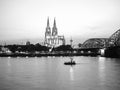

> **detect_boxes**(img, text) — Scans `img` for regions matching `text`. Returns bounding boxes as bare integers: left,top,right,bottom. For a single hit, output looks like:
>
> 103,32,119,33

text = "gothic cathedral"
44,17,65,47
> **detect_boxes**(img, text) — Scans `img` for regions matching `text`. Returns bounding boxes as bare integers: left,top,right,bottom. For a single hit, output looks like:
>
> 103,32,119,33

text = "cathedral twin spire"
46,17,58,36
45,17,65,47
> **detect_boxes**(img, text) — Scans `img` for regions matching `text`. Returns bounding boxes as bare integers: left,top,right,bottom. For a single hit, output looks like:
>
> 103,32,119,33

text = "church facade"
44,18,65,47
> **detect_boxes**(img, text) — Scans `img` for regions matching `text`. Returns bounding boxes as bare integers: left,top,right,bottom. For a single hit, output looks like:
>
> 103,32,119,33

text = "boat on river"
64,58,76,65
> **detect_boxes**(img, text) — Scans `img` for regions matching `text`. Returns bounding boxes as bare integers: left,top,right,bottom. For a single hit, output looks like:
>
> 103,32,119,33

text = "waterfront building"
44,18,65,47
1,47,11,53
26,41,31,45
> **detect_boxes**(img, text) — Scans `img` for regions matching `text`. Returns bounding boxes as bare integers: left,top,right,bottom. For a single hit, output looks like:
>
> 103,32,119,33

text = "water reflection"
7,58,12,74
98,57,106,85
69,66,74,81
7,58,11,67
0,57,120,90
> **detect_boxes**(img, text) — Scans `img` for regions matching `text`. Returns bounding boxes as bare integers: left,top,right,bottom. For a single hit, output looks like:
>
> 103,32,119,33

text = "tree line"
0,43,73,53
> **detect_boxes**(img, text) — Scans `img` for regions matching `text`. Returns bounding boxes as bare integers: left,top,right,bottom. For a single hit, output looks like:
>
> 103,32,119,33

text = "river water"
0,56,120,90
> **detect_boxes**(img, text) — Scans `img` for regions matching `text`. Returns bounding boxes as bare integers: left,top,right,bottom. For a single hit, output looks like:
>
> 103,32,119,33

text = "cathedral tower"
44,17,65,47
45,17,51,46
52,18,58,36
45,17,51,37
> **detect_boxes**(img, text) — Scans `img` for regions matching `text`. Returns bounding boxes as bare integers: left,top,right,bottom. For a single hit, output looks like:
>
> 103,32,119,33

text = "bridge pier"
104,46,120,58
100,48,106,56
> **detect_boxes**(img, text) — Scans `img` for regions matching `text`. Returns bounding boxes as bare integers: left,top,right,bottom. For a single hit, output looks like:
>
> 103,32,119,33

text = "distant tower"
70,37,73,47
26,41,30,45
52,18,58,46
52,18,58,36
45,17,51,37
45,17,51,46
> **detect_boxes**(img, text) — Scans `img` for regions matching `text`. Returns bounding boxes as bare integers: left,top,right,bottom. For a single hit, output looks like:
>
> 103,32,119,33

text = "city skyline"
0,0,120,44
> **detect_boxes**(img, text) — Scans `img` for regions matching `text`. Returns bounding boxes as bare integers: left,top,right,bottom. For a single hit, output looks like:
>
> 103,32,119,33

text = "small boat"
64,58,76,65
64,61,76,65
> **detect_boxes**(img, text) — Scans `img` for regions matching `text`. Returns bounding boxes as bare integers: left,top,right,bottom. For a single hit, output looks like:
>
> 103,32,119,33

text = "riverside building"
44,18,65,47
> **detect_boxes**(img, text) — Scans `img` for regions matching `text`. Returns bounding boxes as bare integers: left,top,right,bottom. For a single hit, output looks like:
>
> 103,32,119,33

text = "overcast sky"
0,0,120,44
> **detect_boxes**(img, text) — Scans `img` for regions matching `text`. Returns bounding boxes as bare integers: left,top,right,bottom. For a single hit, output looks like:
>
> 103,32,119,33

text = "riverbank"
0,52,100,57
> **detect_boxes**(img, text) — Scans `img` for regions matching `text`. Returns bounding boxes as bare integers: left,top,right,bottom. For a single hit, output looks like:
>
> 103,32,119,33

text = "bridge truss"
81,38,109,49
109,29,120,46
81,29,120,49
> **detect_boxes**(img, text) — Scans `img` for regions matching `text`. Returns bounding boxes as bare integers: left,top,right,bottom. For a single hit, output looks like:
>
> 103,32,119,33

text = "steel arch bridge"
109,29,120,46
81,38,109,49
81,29,120,49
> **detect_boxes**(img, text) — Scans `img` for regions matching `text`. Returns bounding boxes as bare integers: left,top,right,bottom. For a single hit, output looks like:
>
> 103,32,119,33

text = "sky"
0,0,120,44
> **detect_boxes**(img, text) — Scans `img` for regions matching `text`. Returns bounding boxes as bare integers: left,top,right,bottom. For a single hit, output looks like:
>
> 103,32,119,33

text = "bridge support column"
100,48,106,56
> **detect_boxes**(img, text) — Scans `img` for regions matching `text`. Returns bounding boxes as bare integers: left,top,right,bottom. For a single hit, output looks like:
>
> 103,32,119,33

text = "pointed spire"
45,17,51,36
53,17,56,27
52,18,57,36
47,17,50,27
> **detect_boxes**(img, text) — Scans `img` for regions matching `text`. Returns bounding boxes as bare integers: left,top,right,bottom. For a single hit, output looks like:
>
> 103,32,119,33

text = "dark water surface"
0,56,120,90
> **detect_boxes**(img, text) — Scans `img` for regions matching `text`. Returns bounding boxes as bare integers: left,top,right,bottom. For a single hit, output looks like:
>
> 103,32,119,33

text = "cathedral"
44,18,65,47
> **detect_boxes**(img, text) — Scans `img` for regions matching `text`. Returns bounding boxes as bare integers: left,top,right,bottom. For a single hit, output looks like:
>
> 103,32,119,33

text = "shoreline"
0,52,99,57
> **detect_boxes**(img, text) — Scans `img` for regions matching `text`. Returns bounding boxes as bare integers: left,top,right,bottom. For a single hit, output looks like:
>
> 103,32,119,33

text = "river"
0,56,120,90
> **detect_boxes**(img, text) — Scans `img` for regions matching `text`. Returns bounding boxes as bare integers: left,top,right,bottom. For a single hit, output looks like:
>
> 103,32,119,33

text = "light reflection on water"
69,67,74,81
7,59,11,67
0,57,120,90
98,57,106,85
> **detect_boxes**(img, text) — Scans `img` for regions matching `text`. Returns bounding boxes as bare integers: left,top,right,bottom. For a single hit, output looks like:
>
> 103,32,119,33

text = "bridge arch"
109,29,120,46
81,38,108,49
